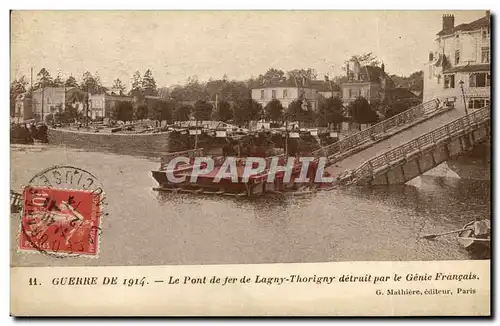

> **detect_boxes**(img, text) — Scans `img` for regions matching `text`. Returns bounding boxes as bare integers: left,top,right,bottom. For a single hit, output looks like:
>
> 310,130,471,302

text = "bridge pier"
446,142,490,181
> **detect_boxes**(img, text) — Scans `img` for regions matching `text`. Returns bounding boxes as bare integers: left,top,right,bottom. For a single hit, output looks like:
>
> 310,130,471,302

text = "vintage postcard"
10,10,491,316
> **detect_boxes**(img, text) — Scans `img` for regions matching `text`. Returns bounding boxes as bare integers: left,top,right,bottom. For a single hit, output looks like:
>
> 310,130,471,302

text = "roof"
252,81,299,89
444,64,490,73
437,15,490,37
363,66,387,82
105,89,123,95
341,65,394,86
385,87,419,98
252,80,341,91
309,80,341,92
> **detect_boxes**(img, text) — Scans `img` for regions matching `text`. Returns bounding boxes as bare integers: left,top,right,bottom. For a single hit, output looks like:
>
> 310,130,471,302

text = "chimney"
381,63,385,72
353,60,360,81
442,14,455,31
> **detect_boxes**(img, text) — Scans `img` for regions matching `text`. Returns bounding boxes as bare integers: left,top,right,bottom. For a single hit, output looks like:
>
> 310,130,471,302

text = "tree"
158,87,170,100
130,70,142,98
57,103,82,123
149,100,174,125
93,72,103,91
112,78,126,95
385,99,412,118
81,71,103,94
344,52,380,68
287,99,314,123
135,105,148,121
34,68,53,89
53,71,64,87
216,100,232,122
10,76,28,117
264,99,284,122
233,99,262,125
170,77,209,102
350,97,378,124
142,69,158,96
65,76,78,88
248,68,286,87
262,68,286,84
389,70,424,96
286,68,317,85
317,96,344,127
193,100,213,121
45,113,55,124
174,104,192,121
112,101,134,122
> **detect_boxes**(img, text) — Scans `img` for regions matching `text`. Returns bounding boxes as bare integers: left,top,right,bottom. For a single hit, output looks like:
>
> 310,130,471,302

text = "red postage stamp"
19,186,102,257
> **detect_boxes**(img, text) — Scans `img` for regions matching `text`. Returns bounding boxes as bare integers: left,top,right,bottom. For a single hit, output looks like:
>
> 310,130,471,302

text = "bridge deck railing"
348,106,490,184
312,99,440,158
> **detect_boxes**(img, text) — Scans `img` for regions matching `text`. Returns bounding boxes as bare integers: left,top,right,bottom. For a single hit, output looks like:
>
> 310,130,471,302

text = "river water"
10,144,491,267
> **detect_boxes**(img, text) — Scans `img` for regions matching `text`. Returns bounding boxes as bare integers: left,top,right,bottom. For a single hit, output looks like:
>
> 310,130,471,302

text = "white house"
251,79,340,112
423,12,490,111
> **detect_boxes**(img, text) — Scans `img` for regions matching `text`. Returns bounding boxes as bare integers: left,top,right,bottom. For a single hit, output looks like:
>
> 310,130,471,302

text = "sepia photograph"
9,9,492,316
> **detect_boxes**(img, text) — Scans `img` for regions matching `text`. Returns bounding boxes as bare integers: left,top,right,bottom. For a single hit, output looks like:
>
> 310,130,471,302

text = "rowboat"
457,221,491,250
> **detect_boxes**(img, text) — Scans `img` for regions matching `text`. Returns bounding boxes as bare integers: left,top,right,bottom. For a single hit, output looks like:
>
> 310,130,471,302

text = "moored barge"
151,148,334,197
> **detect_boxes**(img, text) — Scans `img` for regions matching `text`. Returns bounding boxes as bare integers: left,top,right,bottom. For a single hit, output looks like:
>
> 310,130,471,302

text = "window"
272,90,276,99
348,89,353,98
481,47,490,63
468,98,490,109
482,29,490,41
283,89,288,98
455,50,460,65
469,73,490,88
260,90,264,100
444,74,455,89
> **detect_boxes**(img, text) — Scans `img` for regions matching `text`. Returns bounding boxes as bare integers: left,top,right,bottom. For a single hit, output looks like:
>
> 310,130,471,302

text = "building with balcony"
423,12,490,111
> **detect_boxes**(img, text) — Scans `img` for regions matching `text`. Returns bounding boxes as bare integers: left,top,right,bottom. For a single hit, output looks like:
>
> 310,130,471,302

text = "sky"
11,10,486,90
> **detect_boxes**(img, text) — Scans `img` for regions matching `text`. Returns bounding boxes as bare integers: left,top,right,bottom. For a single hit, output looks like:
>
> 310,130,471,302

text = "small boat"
457,221,491,250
